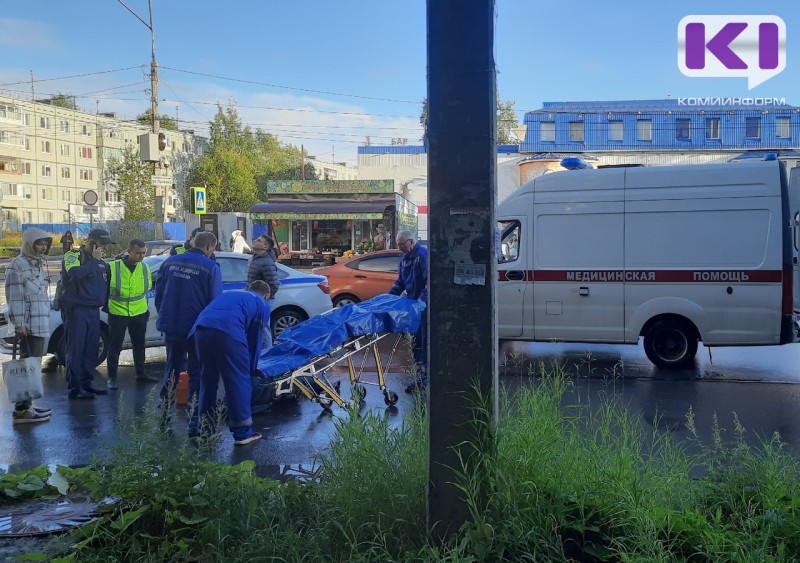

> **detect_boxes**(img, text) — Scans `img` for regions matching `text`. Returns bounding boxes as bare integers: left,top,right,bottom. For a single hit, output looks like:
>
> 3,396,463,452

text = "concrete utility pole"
426,0,498,536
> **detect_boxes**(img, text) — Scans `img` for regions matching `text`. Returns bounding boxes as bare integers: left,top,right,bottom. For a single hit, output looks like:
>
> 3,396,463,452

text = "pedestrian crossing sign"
191,187,206,215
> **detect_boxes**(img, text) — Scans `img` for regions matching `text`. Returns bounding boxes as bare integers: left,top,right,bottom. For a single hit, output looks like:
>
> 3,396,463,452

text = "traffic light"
158,132,166,151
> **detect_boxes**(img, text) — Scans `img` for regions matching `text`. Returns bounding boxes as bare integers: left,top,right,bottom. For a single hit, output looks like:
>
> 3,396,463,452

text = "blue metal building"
520,99,800,157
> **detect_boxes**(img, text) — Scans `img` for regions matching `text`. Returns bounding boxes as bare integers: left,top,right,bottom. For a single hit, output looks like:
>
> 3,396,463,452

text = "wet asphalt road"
2,338,800,476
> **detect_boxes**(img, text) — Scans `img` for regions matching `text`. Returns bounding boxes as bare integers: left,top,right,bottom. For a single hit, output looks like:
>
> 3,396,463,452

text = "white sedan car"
0,252,333,366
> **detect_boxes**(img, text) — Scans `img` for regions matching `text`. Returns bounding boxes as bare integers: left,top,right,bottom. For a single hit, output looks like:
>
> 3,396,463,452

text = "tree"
136,109,179,131
106,145,155,221
420,92,520,145
49,94,77,109
186,103,317,210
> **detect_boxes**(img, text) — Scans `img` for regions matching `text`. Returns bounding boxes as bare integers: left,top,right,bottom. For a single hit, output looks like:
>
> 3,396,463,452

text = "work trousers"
193,327,254,440
14,335,45,411
106,312,148,380
161,334,200,423
63,306,100,396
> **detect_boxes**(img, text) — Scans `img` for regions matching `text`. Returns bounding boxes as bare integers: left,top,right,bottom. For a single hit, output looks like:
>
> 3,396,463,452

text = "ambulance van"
496,158,800,368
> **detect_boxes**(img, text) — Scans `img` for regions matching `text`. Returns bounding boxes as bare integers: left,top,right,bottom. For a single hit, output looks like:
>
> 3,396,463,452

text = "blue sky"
1,1,797,164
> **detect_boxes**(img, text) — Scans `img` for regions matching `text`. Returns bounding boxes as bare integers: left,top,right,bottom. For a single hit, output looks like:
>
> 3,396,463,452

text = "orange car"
314,250,402,307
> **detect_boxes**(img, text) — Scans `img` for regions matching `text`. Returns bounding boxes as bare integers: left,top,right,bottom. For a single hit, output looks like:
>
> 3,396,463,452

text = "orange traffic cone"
176,371,189,406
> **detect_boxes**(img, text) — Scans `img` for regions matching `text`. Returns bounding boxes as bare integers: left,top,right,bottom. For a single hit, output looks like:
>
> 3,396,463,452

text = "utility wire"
160,65,422,105
0,66,144,87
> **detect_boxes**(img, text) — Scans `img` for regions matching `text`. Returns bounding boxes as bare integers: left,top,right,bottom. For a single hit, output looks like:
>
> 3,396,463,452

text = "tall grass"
20,364,800,561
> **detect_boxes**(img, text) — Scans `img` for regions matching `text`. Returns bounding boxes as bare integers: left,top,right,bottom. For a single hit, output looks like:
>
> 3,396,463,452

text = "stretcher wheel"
383,391,399,406
356,385,367,400
319,393,334,410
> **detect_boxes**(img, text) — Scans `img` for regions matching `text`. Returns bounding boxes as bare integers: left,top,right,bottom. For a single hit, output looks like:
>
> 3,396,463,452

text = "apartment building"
0,93,205,230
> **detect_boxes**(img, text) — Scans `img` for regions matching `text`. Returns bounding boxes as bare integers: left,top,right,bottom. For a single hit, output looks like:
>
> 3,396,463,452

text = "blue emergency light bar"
763,153,778,161
561,157,593,170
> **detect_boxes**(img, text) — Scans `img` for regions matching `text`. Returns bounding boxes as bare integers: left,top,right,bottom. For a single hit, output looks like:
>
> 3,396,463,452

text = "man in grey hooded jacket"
4,228,54,423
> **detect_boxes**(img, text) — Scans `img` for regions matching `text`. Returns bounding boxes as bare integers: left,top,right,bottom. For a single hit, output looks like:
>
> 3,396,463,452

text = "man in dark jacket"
388,230,429,393
247,234,279,348
155,231,222,419
61,229,113,399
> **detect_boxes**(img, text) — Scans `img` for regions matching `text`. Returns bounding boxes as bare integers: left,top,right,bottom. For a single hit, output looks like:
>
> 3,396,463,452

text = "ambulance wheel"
384,391,399,406
319,394,333,410
643,319,697,369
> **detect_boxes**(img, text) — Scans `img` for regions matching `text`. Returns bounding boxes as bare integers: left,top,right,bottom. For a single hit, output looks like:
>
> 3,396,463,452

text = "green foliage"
4,365,798,561
106,145,155,222
48,94,77,110
136,109,179,131
0,466,64,502
185,103,317,212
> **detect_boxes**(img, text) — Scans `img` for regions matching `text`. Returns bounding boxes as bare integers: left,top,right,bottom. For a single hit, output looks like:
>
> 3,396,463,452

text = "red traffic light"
158,132,166,151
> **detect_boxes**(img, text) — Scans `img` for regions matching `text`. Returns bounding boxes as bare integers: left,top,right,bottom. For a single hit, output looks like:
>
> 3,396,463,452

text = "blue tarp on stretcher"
256,294,425,379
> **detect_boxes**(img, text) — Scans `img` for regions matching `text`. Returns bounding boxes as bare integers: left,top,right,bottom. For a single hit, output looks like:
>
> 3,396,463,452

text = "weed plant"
10,364,800,562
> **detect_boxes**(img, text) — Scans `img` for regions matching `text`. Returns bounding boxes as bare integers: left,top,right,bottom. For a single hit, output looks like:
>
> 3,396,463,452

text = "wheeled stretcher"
254,294,425,411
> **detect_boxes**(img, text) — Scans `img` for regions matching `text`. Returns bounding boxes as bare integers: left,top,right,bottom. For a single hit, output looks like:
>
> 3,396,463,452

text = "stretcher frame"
271,333,403,410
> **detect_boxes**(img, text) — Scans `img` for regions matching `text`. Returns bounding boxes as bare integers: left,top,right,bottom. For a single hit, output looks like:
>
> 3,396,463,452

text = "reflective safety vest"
174,244,186,254
108,259,152,317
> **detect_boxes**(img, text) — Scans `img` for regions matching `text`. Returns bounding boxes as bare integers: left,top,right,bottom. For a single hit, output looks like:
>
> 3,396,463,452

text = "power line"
0,66,144,87
160,65,422,105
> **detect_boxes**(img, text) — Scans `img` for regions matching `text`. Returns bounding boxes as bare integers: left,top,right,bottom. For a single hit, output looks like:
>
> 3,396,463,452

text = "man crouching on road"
155,231,222,426
190,280,271,445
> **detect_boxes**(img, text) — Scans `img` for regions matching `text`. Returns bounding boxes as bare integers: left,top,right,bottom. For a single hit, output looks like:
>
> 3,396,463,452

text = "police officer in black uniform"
60,229,113,399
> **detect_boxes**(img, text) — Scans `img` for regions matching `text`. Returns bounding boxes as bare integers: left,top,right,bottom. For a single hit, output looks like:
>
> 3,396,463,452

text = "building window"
22,162,31,175
42,211,52,223
23,211,32,223
705,118,721,140
568,121,584,142
81,124,91,136
79,169,93,181
41,141,51,153
540,121,555,142
60,120,70,133
776,117,791,139
80,146,93,159
41,165,52,177
60,143,70,156
636,120,652,142
61,190,71,203
105,191,120,203
21,113,30,126
608,120,623,142
675,119,691,140
745,117,761,139
41,188,54,200
61,166,71,179
39,117,50,129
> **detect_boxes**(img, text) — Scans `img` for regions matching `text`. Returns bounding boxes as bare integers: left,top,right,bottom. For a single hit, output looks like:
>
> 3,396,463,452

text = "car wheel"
54,326,110,367
271,309,306,340
643,318,698,369
333,294,360,308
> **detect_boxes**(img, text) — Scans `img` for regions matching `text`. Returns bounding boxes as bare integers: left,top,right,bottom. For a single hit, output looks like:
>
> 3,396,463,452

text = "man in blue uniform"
155,231,222,419
191,280,271,445
388,230,429,393
60,229,113,399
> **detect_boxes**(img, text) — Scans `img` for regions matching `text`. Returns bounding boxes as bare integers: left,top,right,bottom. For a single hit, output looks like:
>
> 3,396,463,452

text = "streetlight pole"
116,0,164,237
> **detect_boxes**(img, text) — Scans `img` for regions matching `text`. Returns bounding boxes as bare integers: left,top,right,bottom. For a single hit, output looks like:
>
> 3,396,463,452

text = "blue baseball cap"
87,229,115,245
